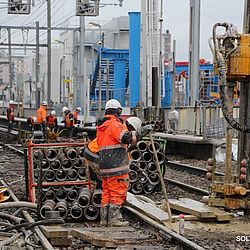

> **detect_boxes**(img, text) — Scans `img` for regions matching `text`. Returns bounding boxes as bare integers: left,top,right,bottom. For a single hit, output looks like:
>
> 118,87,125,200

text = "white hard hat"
105,99,122,110
9,100,14,105
51,110,56,116
126,117,142,131
33,117,37,122
41,101,47,106
76,107,82,112
62,106,68,112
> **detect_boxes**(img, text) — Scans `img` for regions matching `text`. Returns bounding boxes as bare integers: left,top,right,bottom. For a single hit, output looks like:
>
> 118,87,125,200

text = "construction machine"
207,17,250,210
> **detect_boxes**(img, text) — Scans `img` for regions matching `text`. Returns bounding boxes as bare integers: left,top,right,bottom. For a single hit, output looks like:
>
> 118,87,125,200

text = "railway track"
0,141,206,250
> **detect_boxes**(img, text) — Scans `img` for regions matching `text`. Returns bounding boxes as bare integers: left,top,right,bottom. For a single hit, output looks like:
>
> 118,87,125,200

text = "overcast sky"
0,0,245,61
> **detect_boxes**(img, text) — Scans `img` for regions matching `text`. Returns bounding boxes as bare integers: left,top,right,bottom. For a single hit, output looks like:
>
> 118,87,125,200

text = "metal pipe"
56,169,67,181
56,189,67,201
33,150,43,162
142,151,152,162
60,156,72,170
83,205,99,221
77,168,86,179
50,160,61,171
67,189,78,201
78,188,91,208
143,183,155,194
70,201,83,219
54,201,68,220
153,152,165,164
78,147,85,158
148,141,161,153
131,182,143,194
137,141,148,152
138,171,148,184
40,200,55,219
63,185,74,191
45,190,56,200
130,162,139,171
51,185,60,191
91,189,102,207
64,148,77,161
0,212,25,224
129,170,138,183
138,161,148,171
44,169,55,182
41,159,50,171
67,169,78,181
148,172,160,185
130,149,141,162
148,162,157,172
73,158,83,169
44,148,58,161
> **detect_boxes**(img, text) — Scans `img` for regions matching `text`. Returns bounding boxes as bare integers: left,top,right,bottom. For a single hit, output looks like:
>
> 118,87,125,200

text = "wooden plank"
50,237,72,247
72,228,151,248
40,226,68,238
126,192,169,223
168,198,216,219
179,198,233,221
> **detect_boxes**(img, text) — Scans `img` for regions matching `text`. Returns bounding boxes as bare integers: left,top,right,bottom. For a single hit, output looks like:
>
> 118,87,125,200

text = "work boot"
108,204,129,227
100,205,108,227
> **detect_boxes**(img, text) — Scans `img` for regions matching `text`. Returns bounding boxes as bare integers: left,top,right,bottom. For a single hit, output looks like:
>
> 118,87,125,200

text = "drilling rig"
207,0,250,210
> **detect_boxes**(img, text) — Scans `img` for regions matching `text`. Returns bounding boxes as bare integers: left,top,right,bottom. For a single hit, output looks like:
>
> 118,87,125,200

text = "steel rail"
166,160,224,176
125,206,205,250
165,178,209,195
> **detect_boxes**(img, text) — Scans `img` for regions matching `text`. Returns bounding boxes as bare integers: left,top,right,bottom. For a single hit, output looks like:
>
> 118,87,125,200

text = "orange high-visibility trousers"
101,173,129,206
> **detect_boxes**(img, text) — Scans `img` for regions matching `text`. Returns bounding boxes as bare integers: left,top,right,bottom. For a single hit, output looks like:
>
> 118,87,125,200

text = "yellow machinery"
207,23,250,210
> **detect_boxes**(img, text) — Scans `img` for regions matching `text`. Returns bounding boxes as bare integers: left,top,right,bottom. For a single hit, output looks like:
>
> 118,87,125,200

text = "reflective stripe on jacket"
97,114,129,177
36,106,46,123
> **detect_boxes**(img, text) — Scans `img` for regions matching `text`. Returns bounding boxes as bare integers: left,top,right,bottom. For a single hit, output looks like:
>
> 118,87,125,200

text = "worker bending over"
96,99,152,227
6,100,15,133
46,110,58,130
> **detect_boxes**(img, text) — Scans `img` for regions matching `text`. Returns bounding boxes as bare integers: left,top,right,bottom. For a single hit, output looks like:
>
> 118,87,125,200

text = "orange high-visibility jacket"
36,105,46,123
97,114,129,177
73,111,78,120
46,115,57,127
65,112,74,128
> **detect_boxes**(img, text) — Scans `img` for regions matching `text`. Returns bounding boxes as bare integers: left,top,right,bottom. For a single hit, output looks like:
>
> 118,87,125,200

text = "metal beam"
0,43,47,47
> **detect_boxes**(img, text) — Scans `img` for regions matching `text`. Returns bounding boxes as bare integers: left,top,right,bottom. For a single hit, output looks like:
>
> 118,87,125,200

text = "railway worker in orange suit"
84,116,143,191
62,106,74,138
96,99,153,227
6,100,15,133
36,101,47,137
46,110,58,130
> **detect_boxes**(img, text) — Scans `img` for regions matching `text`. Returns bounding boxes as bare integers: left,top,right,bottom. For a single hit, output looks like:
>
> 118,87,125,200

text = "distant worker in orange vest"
96,99,153,227
36,101,47,136
6,100,15,133
46,110,58,130
62,106,74,138
73,107,81,124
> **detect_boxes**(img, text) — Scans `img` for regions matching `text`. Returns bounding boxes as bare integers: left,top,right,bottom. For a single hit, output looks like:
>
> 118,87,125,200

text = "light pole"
89,22,103,118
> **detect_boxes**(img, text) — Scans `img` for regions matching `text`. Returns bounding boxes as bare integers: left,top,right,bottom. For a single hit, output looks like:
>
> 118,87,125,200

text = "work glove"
137,124,154,139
